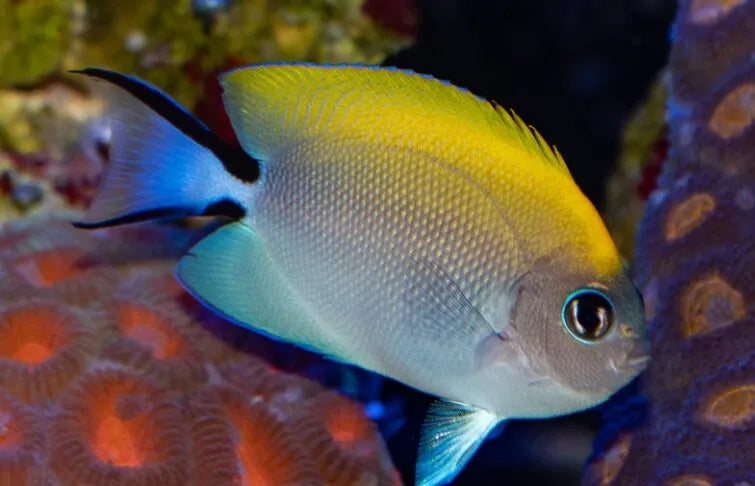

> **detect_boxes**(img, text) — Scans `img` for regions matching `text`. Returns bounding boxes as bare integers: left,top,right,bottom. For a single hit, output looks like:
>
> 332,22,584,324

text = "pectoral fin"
176,222,336,355
417,399,502,486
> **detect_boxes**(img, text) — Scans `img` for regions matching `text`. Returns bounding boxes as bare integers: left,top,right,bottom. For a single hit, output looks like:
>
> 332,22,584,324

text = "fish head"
509,257,649,408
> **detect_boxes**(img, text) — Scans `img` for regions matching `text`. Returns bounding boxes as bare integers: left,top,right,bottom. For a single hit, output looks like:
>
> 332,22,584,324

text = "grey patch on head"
735,187,754,211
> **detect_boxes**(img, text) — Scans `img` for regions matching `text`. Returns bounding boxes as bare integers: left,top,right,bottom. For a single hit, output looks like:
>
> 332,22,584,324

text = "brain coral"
0,215,400,485
584,1,755,485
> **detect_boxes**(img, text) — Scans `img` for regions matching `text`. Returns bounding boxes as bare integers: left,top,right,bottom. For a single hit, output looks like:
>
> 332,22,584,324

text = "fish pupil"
576,301,602,335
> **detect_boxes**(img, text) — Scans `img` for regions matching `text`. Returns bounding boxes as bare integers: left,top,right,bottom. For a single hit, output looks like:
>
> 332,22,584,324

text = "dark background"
377,1,675,484
386,0,674,209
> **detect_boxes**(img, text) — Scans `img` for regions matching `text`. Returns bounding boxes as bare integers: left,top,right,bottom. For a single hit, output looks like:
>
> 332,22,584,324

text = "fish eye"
561,289,615,343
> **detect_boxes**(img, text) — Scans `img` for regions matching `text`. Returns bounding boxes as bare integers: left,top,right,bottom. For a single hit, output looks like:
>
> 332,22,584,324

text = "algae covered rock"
0,0,414,224
0,0,71,87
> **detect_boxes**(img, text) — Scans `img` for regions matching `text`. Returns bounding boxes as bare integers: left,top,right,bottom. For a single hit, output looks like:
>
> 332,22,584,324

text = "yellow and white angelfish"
74,64,649,486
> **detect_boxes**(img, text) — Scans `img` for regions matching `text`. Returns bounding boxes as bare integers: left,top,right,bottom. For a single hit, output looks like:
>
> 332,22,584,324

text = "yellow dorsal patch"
221,64,621,276
220,63,570,178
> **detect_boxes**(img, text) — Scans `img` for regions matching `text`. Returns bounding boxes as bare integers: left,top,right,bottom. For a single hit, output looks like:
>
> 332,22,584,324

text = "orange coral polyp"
0,301,97,404
84,379,162,467
188,386,320,486
13,248,88,287
708,82,755,138
50,370,189,486
90,392,156,468
94,415,147,467
116,303,185,359
237,439,276,486
11,342,54,365
102,291,210,391
664,192,715,242
225,397,300,486
324,401,373,447
292,391,396,485
0,306,66,365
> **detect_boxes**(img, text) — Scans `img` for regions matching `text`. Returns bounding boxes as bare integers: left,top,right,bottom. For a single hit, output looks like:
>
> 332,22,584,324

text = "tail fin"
72,68,260,229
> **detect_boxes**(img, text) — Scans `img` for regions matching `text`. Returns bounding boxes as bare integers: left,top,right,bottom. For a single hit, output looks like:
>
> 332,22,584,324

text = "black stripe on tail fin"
71,199,245,229
73,68,260,184
72,207,188,229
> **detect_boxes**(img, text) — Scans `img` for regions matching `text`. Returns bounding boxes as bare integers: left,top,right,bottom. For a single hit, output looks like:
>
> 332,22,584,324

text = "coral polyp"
707,82,755,138
0,392,45,486
102,284,210,390
0,300,97,403
0,219,122,308
698,382,755,430
678,272,745,337
12,246,94,288
318,392,377,448
117,302,188,359
50,369,189,486
189,385,321,486
663,192,715,242
583,434,632,486
293,391,397,486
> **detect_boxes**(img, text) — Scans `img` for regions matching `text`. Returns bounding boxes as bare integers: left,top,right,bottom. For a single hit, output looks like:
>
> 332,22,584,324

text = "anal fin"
417,400,502,486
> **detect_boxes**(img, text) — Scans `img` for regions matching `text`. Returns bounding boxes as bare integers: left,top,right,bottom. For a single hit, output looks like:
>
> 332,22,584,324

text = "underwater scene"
0,0,752,485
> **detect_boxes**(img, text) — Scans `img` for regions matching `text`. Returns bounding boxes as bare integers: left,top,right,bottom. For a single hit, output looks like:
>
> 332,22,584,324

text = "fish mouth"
622,336,651,371
622,354,650,371
618,346,651,374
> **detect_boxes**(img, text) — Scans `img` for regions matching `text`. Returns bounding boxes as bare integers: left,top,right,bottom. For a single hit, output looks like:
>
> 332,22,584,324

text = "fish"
73,64,650,486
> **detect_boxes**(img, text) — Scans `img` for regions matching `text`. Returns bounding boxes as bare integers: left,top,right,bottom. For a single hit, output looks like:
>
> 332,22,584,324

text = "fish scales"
253,138,518,396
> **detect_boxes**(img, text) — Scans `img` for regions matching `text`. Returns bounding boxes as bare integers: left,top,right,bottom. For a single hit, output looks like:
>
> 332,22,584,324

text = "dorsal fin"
490,102,569,175
220,63,571,178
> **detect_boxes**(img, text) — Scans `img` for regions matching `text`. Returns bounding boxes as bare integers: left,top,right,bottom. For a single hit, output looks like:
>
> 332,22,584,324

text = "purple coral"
584,1,755,485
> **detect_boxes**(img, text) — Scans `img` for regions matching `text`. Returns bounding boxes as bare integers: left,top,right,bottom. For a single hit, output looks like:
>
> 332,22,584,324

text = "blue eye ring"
561,288,615,344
